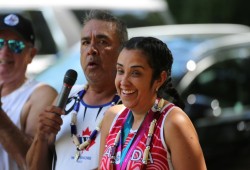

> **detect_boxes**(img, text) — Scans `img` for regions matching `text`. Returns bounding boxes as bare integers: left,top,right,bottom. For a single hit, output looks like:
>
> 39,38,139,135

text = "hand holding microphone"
37,69,77,142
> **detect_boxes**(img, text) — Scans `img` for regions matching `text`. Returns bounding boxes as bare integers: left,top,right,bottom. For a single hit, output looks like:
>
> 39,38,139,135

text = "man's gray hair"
83,10,128,49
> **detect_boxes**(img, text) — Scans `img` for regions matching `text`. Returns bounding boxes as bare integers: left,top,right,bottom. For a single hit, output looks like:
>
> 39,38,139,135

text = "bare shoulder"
105,104,124,116
102,104,125,128
165,107,193,128
32,84,57,97
164,106,198,143
29,84,57,104
21,83,57,135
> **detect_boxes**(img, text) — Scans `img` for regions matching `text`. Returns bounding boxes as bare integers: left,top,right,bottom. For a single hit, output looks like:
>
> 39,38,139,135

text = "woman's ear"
155,71,167,90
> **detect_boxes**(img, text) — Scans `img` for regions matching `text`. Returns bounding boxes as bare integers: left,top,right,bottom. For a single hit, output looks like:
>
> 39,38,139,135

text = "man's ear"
27,47,37,64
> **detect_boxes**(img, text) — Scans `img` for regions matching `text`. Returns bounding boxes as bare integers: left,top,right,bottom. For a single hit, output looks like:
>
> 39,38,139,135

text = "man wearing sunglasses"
0,13,57,170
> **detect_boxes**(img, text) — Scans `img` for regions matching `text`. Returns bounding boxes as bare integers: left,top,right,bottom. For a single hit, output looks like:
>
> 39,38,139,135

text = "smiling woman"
100,36,207,170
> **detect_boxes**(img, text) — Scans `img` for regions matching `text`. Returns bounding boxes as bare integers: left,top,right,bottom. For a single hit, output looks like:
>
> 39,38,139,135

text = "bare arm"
0,84,57,170
164,107,207,170
0,109,32,170
26,105,64,170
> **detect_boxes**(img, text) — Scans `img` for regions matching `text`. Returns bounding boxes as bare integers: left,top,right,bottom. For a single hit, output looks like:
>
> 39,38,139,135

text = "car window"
161,35,215,82
183,58,250,108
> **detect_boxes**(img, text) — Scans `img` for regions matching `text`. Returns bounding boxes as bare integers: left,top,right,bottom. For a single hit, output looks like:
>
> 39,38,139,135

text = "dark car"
177,33,250,170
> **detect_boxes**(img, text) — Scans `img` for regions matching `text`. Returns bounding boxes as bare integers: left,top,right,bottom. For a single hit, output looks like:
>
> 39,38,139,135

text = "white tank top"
0,79,42,170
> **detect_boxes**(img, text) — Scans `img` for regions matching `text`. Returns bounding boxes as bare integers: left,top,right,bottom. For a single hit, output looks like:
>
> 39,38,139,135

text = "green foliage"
167,0,250,26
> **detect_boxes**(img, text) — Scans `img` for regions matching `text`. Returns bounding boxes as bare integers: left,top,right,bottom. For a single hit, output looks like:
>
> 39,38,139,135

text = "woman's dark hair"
123,37,185,109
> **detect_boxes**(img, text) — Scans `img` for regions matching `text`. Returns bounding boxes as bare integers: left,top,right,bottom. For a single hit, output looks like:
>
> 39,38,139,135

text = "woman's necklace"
70,84,119,161
109,98,165,169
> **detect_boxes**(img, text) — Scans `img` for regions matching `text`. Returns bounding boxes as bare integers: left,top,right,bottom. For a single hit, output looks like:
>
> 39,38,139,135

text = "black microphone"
56,69,78,109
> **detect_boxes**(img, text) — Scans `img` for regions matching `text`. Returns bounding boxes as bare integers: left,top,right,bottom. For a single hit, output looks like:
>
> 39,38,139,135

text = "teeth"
122,90,135,94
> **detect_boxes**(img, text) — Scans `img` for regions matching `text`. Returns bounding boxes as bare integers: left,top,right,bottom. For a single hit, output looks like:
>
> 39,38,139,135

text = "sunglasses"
0,38,26,54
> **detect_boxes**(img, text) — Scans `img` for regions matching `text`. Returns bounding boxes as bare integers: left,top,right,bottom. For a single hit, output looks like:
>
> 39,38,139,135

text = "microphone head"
64,69,78,86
